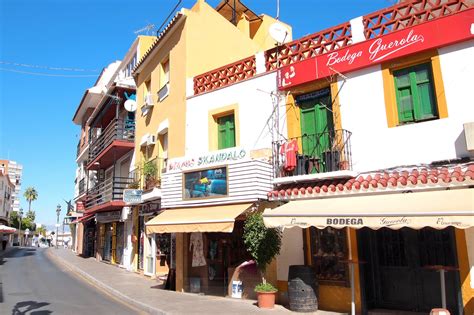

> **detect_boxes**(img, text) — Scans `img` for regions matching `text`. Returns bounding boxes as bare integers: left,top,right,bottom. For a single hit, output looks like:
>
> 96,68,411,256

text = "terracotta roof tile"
268,163,474,200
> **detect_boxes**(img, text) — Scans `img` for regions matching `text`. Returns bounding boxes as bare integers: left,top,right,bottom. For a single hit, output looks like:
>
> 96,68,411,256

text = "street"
0,247,141,314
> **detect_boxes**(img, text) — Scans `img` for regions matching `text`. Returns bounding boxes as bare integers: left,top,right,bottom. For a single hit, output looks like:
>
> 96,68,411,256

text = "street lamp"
55,204,61,249
17,208,23,246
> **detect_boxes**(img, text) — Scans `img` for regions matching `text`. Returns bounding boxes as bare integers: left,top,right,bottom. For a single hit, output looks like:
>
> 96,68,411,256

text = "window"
309,227,349,286
394,63,437,124
217,114,236,149
382,50,448,128
158,58,170,101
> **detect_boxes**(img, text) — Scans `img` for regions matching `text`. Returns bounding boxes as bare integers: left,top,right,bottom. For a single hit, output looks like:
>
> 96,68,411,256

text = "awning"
72,213,95,224
146,203,253,234
0,224,16,234
263,189,474,230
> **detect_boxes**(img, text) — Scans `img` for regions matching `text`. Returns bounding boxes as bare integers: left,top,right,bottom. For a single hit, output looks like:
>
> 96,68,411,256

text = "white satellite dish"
124,99,137,112
269,22,290,44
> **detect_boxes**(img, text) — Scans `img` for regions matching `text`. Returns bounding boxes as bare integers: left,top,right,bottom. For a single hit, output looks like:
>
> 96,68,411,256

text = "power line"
0,61,100,72
0,68,99,78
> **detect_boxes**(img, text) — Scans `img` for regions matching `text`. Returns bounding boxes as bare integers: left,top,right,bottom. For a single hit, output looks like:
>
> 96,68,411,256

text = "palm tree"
24,187,38,212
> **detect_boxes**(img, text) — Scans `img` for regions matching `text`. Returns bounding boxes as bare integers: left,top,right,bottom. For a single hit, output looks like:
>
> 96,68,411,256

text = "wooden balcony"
87,119,135,170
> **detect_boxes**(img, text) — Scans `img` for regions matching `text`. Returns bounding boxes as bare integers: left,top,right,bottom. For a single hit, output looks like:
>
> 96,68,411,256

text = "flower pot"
257,291,277,309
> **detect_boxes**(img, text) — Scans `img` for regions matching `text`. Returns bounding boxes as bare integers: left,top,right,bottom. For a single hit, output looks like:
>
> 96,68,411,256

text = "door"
358,227,460,314
116,222,124,265
299,88,334,172
103,223,113,262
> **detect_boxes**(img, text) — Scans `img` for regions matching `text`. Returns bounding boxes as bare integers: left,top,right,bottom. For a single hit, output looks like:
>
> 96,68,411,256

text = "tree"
36,226,46,236
243,212,282,288
9,211,36,231
24,187,38,212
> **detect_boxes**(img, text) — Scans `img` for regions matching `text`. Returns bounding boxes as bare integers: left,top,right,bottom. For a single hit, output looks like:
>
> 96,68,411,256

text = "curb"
45,249,167,315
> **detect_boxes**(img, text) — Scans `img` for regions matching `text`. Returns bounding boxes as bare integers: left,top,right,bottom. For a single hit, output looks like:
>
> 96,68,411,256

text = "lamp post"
55,204,61,249
17,208,23,246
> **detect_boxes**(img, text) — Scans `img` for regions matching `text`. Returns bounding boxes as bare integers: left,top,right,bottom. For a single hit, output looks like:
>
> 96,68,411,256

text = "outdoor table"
423,265,459,310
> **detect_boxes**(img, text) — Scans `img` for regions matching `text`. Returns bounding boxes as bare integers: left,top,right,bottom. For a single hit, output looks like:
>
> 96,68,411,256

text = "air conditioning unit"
147,134,156,146
144,92,154,106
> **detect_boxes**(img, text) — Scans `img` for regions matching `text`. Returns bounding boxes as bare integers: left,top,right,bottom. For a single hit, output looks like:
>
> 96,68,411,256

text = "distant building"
0,160,23,212
0,169,15,225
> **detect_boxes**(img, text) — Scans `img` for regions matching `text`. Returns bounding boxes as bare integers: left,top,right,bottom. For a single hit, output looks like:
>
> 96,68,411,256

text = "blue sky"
0,0,391,226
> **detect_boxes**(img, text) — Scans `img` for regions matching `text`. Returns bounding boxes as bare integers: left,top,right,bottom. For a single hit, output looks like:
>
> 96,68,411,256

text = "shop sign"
167,147,247,172
123,189,143,204
183,166,228,200
139,202,161,216
96,211,121,223
278,10,473,89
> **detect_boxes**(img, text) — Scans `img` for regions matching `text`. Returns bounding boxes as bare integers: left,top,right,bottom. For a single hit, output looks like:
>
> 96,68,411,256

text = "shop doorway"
358,227,461,314
84,222,96,258
103,223,113,262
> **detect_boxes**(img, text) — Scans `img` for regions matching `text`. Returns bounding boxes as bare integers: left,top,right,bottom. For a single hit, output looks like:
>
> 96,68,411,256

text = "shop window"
309,227,349,286
217,114,236,150
394,63,438,124
382,50,448,128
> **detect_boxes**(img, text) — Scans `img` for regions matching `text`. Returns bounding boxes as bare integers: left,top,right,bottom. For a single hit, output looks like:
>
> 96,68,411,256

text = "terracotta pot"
257,291,277,309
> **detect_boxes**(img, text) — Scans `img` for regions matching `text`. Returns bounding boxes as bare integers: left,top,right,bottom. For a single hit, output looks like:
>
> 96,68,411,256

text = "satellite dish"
124,99,137,112
269,22,290,44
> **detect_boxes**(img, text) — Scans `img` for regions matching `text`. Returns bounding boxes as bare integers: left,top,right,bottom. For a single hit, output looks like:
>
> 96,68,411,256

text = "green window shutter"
394,69,415,123
217,114,235,149
413,64,437,120
394,63,437,124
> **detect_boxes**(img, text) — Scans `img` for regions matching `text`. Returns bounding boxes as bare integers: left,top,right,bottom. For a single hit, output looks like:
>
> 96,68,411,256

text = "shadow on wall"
12,300,51,315
454,129,470,158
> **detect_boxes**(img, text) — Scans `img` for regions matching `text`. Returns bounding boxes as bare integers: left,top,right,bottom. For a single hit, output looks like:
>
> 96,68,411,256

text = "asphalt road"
0,247,141,314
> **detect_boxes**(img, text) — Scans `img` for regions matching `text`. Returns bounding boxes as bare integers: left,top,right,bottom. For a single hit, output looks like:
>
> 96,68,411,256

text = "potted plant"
243,212,282,309
143,160,158,189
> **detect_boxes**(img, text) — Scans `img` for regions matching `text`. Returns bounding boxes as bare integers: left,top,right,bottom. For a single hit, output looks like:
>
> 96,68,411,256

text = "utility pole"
55,204,61,249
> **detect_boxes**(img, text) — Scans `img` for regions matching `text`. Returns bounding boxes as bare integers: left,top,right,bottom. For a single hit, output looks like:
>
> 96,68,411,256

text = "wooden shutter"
413,64,437,120
394,69,415,123
217,114,235,149
394,63,437,124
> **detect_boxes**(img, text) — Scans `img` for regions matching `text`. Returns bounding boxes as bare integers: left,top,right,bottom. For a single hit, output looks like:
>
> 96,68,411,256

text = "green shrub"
254,282,277,293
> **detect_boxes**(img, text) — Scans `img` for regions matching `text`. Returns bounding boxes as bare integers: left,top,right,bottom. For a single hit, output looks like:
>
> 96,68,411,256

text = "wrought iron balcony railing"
88,119,135,163
273,129,352,178
85,176,133,209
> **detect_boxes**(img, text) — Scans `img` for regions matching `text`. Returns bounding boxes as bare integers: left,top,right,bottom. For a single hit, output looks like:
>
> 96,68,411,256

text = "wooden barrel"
288,265,318,312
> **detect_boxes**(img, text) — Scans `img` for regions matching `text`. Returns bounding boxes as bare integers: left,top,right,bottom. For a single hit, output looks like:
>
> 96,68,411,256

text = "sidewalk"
46,248,346,315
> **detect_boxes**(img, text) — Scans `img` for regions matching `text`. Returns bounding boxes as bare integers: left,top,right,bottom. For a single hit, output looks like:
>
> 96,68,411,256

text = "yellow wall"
137,36,156,59
455,229,474,315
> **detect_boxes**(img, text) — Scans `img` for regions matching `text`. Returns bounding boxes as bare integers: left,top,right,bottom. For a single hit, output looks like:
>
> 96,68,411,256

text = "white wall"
338,40,474,173
185,72,287,155
276,227,305,281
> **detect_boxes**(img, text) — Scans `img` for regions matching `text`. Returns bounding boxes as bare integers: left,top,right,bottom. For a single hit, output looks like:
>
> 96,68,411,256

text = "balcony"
85,176,133,213
273,129,354,184
135,157,166,191
87,119,135,170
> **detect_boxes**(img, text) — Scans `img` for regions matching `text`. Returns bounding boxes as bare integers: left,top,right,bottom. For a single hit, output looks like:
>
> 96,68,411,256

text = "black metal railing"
77,140,81,157
78,178,86,195
85,176,133,208
273,129,352,178
88,119,135,163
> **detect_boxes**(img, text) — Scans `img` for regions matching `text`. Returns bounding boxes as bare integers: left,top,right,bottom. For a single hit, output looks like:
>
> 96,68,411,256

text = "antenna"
134,23,155,35
276,0,280,20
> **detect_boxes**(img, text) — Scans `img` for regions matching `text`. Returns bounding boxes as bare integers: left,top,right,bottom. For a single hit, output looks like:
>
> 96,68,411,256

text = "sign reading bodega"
278,10,473,89
327,218,364,225
167,148,247,172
